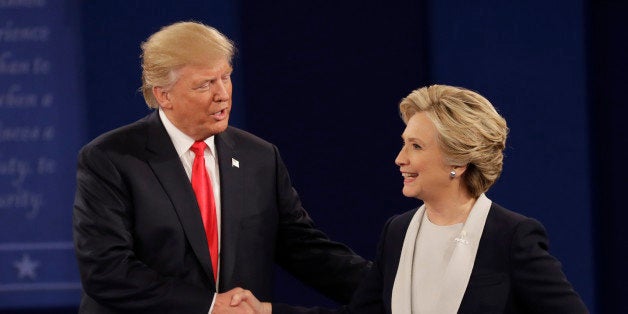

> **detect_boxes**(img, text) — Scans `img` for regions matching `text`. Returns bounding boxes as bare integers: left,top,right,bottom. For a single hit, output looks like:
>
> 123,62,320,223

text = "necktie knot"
190,141,207,157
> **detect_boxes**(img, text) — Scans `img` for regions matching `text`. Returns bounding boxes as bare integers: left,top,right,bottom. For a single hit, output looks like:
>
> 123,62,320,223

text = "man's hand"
230,288,272,314
212,287,272,314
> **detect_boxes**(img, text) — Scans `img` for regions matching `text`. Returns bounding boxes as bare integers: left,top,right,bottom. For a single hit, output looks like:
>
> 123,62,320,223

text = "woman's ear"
152,86,172,109
454,165,467,176
451,164,468,178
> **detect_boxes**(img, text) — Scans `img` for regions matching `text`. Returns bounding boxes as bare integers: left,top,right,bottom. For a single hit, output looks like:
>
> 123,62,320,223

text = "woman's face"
395,112,453,201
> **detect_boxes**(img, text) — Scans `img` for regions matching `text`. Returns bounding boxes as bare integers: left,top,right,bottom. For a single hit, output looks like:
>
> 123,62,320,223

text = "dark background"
1,0,626,313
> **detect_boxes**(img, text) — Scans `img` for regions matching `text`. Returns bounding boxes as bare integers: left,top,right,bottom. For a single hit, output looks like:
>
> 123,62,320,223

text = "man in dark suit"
73,21,369,313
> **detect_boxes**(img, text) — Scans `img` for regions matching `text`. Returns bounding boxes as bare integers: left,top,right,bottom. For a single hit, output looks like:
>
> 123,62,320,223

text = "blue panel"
239,0,426,307
428,0,594,311
0,0,84,308
589,2,628,312
2,0,244,310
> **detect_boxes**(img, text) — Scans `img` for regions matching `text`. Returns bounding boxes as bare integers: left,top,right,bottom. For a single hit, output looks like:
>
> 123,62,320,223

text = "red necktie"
190,141,218,282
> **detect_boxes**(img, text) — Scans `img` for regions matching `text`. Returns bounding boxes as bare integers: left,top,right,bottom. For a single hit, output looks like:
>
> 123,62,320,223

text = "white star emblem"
14,254,40,280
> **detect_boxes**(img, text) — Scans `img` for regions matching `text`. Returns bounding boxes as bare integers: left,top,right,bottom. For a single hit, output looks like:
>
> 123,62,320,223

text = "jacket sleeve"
73,144,211,313
342,215,394,314
272,215,394,314
509,218,589,313
271,145,372,304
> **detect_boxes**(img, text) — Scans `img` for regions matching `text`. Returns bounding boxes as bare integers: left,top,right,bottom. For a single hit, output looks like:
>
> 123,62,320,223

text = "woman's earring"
449,170,456,178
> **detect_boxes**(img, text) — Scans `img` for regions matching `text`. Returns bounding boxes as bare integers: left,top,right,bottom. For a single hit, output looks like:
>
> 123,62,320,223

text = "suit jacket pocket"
467,272,506,287
460,273,509,313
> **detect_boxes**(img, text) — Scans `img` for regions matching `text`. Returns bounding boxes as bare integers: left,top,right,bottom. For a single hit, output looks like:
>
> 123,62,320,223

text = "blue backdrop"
2,0,626,313
426,0,594,308
0,1,83,309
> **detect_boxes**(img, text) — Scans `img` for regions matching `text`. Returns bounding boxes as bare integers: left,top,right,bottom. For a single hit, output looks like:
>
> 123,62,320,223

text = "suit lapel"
383,210,417,313
389,195,492,313
391,206,425,313
433,193,492,313
143,112,214,284
215,128,245,291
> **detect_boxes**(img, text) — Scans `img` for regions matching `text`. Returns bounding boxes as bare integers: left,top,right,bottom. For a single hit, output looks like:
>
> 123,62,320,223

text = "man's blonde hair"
140,21,235,108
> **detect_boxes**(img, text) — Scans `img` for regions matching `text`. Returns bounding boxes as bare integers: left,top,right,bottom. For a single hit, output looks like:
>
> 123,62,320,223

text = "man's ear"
152,86,172,109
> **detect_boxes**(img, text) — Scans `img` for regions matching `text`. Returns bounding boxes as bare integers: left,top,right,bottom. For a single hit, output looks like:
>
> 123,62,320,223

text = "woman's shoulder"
388,208,419,229
378,208,421,246
484,201,547,240
487,202,532,225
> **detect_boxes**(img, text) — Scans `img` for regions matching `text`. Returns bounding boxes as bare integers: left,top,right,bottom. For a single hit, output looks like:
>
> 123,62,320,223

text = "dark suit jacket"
340,202,589,314
73,112,369,313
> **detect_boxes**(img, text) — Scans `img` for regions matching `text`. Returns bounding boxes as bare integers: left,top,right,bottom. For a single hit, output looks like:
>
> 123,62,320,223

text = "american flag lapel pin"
231,158,239,168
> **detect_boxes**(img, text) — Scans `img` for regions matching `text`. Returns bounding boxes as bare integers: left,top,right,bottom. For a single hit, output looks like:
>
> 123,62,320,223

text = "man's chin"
208,119,230,136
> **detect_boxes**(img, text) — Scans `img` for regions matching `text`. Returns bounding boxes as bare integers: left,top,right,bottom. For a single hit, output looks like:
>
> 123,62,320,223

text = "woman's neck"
424,192,477,226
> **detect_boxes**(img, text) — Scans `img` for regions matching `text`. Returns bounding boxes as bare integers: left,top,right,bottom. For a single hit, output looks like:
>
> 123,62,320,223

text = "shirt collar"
159,109,216,157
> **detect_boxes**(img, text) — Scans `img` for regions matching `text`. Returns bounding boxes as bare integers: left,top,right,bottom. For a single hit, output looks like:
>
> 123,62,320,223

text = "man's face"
158,58,233,140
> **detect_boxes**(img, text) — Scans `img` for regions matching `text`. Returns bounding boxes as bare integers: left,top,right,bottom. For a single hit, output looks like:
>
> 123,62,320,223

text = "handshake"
213,288,272,314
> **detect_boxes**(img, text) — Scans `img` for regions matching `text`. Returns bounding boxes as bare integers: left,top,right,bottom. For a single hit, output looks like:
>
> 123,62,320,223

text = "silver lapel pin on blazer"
454,230,470,245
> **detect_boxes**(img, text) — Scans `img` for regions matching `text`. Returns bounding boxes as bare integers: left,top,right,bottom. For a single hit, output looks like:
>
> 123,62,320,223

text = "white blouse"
411,213,463,313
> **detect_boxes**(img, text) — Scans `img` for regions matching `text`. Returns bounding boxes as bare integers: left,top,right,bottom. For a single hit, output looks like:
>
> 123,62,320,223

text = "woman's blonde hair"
399,85,509,198
140,21,235,108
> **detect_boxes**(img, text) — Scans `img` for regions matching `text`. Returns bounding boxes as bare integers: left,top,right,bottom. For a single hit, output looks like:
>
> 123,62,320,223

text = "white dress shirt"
159,109,222,313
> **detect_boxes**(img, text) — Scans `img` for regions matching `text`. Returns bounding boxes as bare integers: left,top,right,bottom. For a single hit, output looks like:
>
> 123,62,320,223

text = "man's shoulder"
82,113,155,152
221,126,276,150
